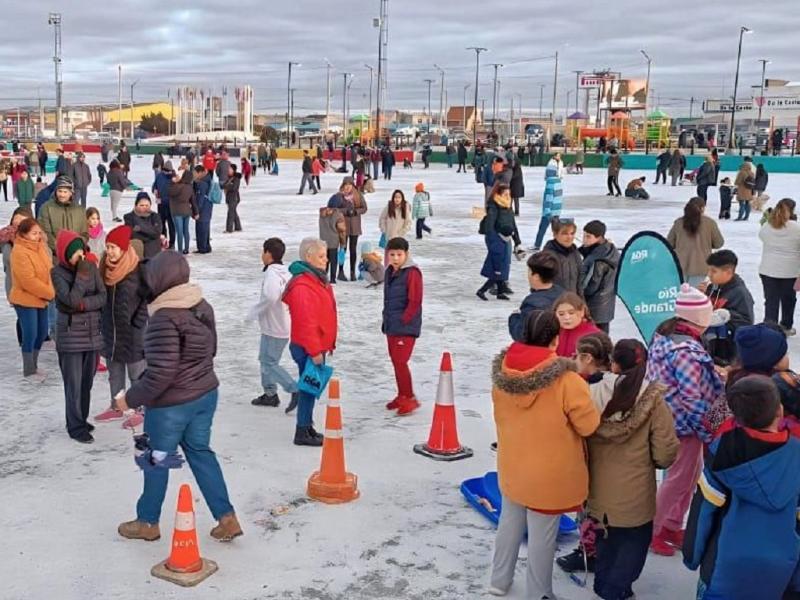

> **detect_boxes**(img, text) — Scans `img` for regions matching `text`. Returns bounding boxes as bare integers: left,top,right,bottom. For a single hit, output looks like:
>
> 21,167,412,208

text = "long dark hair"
604,339,647,418
576,332,613,369
681,197,705,236
109,159,121,170
388,190,407,219
522,310,560,347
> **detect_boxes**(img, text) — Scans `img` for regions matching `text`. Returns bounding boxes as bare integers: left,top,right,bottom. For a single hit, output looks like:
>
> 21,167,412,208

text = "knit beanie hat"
735,324,788,372
415,182,424,193
674,283,713,328
106,225,132,252
55,174,74,191
55,229,83,266
583,220,606,238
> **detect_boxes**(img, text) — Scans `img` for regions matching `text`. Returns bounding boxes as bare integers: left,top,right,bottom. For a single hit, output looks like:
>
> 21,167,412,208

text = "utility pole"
462,84,470,131
467,47,488,144
573,70,583,113
290,89,295,147
490,63,503,134
287,61,300,147
48,13,62,137
434,64,445,130
539,84,545,118
130,79,139,140
551,51,559,136
365,64,374,134
117,64,122,138
729,26,752,149
641,50,652,142
757,58,770,122
374,0,389,146
689,96,695,119
424,78,434,143
342,73,351,142
510,96,514,137
324,59,332,135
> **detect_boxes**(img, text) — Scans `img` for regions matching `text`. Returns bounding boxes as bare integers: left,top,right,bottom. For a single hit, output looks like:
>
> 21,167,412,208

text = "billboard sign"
580,73,618,88
760,96,800,110
702,99,751,113
599,79,647,110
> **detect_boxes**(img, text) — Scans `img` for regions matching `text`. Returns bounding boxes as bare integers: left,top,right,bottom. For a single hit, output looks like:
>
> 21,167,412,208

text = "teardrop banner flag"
614,231,684,345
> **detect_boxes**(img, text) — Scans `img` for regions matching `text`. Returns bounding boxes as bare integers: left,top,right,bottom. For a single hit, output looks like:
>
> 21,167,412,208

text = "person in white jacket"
247,238,299,409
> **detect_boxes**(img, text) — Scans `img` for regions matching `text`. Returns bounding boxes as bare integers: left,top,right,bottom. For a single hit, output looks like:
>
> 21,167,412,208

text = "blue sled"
460,471,577,535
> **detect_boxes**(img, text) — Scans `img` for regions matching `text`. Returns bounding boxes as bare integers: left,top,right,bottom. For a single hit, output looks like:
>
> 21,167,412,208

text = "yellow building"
103,102,179,124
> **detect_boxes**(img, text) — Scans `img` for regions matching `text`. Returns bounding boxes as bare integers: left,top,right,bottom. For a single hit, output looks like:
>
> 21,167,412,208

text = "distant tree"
139,112,170,135
259,125,279,143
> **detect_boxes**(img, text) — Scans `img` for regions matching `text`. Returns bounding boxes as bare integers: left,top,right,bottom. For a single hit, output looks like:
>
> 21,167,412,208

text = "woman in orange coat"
490,309,599,598
9,217,55,379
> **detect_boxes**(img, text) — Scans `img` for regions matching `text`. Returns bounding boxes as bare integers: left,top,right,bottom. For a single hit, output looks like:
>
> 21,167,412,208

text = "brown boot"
210,512,243,542
118,519,160,541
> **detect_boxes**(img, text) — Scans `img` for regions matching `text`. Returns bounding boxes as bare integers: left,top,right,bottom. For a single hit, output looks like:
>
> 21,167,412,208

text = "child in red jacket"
382,237,423,416
554,291,601,358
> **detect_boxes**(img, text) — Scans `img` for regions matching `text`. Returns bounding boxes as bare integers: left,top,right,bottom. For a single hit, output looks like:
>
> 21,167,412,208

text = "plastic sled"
101,182,110,197
460,471,577,535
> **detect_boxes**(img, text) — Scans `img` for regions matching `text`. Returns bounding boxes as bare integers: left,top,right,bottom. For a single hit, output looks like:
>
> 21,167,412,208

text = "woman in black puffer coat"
124,192,163,258
52,230,107,443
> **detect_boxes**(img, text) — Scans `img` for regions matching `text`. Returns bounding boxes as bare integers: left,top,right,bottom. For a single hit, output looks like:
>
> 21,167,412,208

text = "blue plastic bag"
378,233,386,249
298,361,334,399
337,247,346,264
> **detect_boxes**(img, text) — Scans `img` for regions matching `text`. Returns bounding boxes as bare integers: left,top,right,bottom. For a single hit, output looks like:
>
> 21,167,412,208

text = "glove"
709,309,731,327
513,245,527,261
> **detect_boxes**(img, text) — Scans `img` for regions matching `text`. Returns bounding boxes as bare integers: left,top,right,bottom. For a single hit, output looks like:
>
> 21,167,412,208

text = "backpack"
209,180,222,204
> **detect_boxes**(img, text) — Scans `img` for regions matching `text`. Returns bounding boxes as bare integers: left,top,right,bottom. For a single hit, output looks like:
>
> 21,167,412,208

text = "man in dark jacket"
52,230,106,443
116,250,242,543
69,152,92,208
215,150,231,187
695,157,716,203
579,220,619,333
655,149,671,184
55,148,71,177
509,252,564,341
192,165,213,253
152,162,176,249
117,143,131,174
457,141,468,173
381,146,395,180
297,150,318,195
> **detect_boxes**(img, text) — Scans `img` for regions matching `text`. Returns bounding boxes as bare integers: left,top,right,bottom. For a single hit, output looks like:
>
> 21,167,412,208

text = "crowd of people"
2,138,800,599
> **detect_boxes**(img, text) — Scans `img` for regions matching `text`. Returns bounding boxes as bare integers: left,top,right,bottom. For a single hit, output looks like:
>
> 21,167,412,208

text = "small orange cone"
307,379,360,504
151,484,218,587
414,352,473,461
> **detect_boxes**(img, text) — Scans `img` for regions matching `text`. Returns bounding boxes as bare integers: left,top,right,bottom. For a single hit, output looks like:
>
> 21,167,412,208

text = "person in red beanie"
52,229,106,443
95,225,148,427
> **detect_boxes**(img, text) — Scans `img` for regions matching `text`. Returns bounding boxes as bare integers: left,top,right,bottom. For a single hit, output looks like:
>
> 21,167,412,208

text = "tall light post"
573,70,583,113
462,84,471,131
287,61,300,147
48,13,62,138
365,64,374,134
424,78,434,142
539,84,545,117
434,64,445,130
641,50,652,143
514,92,523,138
129,79,139,139
728,26,752,149
757,58,770,122
466,47,488,144
324,59,333,135
490,63,503,135
117,64,122,139
374,1,389,146
551,52,559,142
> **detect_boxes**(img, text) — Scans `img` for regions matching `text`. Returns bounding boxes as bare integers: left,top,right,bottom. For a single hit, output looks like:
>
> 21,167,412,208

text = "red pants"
387,335,416,398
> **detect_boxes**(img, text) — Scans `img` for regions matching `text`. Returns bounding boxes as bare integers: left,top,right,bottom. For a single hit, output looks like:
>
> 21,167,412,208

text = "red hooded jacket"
282,263,338,356
556,319,601,358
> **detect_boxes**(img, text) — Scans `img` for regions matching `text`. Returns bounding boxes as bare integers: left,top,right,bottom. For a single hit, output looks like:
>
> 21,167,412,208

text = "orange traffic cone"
151,484,218,587
307,378,360,504
413,352,473,461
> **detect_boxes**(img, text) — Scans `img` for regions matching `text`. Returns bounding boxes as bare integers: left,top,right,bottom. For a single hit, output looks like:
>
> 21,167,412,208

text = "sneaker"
396,396,421,416
97,360,108,373
496,293,510,301
23,372,47,384
71,431,94,444
252,393,280,407
649,530,676,556
488,586,508,596
94,408,124,422
210,512,243,542
386,396,401,410
661,527,685,548
122,410,144,430
490,442,498,452
285,392,299,414
118,519,161,541
556,547,595,573
782,326,797,337
294,426,323,447
476,290,489,301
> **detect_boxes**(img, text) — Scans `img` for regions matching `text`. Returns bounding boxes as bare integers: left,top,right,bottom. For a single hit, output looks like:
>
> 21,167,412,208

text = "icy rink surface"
1,154,799,600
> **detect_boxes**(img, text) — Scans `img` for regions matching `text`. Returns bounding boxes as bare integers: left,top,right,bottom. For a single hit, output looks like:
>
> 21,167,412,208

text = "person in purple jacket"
115,250,242,544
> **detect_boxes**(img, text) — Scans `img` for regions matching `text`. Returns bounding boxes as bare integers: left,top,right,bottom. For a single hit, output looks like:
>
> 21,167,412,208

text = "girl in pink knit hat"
645,283,724,556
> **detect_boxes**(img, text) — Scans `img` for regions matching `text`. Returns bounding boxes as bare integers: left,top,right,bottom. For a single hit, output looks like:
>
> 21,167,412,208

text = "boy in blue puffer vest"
382,237,423,416
683,375,800,600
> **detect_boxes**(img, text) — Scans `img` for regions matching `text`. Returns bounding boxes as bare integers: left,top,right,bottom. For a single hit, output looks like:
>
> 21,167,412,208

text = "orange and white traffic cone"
307,379,360,504
151,483,218,587
413,352,473,461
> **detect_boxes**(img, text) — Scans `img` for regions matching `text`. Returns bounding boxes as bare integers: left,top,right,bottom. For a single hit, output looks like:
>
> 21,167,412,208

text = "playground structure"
579,111,636,150
565,111,589,144
645,109,672,149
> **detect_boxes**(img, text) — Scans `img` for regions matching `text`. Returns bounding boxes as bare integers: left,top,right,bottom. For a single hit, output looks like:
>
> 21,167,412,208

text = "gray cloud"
3,0,797,117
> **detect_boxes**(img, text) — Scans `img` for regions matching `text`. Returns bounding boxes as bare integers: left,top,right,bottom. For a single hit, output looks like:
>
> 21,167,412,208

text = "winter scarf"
289,260,330,285
148,282,204,316
89,223,104,241
492,194,512,210
102,246,139,286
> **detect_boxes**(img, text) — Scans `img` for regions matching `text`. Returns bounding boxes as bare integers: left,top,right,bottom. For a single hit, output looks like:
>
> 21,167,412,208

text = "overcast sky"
4,1,798,118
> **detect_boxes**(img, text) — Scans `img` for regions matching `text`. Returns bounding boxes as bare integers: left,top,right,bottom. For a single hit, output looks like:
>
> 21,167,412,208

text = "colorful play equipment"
565,112,589,143
645,109,672,148
578,111,635,150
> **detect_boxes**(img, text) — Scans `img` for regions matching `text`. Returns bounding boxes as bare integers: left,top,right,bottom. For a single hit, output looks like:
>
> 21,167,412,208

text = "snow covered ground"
2,154,799,600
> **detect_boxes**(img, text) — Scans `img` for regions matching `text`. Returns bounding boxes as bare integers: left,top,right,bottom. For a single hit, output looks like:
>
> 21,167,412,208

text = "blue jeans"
534,215,551,249
47,299,56,338
259,335,297,395
173,215,190,253
14,306,48,352
289,343,322,427
136,388,234,523
737,201,751,220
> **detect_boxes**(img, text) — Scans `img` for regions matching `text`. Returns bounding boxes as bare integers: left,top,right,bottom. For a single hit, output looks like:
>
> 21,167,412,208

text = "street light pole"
573,70,583,113
757,58,770,122
466,47,487,144
728,26,752,149
551,52,559,141
490,63,503,135
342,73,350,142
118,64,122,139
287,61,300,147
434,64,445,130
365,64,374,135
424,78,434,143
462,84,470,131
539,84,545,118
324,59,333,135
130,79,139,140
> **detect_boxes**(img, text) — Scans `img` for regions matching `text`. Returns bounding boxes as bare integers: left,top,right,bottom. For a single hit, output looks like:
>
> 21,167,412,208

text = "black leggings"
0,179,6,201
761,274,797,329
327,248,338,283
348,235,359,274
607,175,621,195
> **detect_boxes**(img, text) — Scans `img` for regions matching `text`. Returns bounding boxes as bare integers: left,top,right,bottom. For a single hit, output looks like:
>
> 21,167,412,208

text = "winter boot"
252,393,280,407
118,519,161,541
308,425,324,441
386,396,401,410
498,282,514,295
556,547,595,573
284,392,299,414
649,529,676,556
350,267,357,282
396,396,421,416
22,352,36,377
337,265,348,282
294,426,323,447
210,512,243,542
